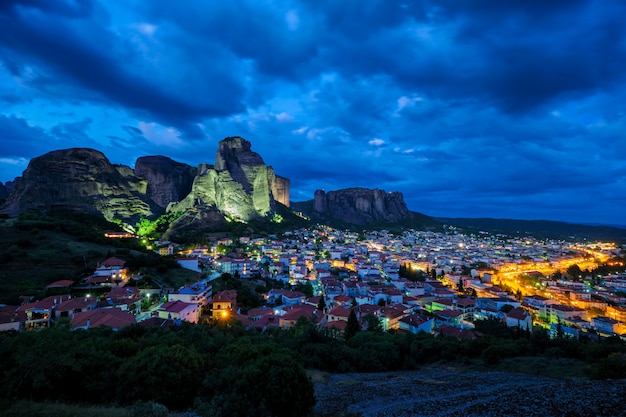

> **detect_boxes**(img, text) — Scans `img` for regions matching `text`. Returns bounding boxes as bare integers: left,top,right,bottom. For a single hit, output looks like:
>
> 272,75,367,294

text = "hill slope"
437,217,626,242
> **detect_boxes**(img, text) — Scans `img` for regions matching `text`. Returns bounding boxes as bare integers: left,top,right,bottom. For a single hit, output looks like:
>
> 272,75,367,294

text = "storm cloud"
0,0,624,224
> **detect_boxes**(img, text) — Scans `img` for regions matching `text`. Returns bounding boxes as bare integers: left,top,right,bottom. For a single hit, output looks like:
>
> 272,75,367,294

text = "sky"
0,0,625,225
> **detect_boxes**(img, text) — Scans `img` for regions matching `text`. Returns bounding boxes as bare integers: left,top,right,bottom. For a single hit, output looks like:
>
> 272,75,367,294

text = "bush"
131,401,169,417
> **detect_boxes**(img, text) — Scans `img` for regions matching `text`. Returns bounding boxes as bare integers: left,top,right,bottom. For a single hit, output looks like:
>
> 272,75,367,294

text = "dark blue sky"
1,0,625,225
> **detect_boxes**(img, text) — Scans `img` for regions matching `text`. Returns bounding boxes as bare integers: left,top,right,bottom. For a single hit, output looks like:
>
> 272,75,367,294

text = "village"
1,226,625,341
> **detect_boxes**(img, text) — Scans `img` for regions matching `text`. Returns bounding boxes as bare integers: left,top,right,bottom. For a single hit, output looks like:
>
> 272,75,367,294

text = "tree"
344,310,360,340
362,313,382,332
199,343,315,417
116,344,204,409
316,296,326,311
456,278,464,293
567,264,583,280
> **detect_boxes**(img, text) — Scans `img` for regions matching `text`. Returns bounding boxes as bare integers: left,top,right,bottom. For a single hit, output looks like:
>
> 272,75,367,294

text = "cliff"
293,187,438,229
134,156,197,209
0,138,291,237
159,137,290,238
313,188,412,225
0,148,160,222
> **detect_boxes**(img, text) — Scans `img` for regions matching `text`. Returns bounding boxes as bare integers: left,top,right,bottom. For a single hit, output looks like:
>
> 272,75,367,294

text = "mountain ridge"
437,217,626,243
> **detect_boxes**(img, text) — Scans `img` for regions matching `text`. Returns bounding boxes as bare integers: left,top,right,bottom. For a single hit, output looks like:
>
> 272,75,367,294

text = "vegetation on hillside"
0,212,198,304
1,316,625,415
437,217,626,243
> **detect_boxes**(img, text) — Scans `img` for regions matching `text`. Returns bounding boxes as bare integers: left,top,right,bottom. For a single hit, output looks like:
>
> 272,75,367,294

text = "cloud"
0,0,624,224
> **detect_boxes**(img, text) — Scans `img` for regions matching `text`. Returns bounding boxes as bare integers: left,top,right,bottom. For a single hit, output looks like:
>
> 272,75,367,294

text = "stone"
0,148,161,223
135,156,197,209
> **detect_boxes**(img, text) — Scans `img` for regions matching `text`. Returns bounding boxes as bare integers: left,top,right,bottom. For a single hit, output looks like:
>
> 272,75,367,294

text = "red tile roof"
71,308,136,329
45,280,75,289
98,257,126,268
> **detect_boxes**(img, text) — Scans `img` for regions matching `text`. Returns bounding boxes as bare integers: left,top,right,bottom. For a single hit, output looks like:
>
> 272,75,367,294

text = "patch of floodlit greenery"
134,211,184,238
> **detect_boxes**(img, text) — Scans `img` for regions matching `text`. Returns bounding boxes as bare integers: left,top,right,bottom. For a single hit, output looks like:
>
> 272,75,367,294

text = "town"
2,225,625,342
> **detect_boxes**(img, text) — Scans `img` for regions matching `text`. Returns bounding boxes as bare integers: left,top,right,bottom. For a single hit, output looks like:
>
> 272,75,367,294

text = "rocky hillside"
314,368,626,417
0,138,291,236
293,187,439,230
134,156,197,209
0,148,160,223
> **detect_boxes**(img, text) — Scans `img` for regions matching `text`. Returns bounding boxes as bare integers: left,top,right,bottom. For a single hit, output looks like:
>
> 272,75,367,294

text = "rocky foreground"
313,368,626,417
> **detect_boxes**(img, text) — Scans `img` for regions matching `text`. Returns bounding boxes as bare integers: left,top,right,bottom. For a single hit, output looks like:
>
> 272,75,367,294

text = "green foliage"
117,344,203,409
198,340,315,417
135,212,184,238
131,401,169,417
399,263,426,282
344,310,360,340
295,281,314,298
362,313,382,332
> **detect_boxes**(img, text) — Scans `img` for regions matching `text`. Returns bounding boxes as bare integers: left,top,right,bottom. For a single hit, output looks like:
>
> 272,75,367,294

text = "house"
379,304,408,331
20,295,71,329
169,279,212,311
215,257,253,278
549,304,587,323
398,314,434,334
176,257,201,272
71,308,136,330
454,298,476,320
326,305,352,323
0,305,27,331
45,280,75,294
433,309,463,326
94,257,128,282
101,286,141,315
245,314,279,332
325,319,348,337
211,290,237,319
591,316,621,336
279,304,321,328
505,308,532,332
266,289,305,306
157,300,199,323
54,296,98,321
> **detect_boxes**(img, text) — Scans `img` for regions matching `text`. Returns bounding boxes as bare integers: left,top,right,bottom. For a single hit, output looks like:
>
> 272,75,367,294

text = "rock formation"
134,156,197,209
0,179,17,202
0,148,160,222
0,136,442,235
169,137,286,221
0,137,293,236
273,175,290,208
311,188,412,225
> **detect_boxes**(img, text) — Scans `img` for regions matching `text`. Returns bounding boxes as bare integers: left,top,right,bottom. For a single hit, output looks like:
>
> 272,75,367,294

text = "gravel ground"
313,368,626,417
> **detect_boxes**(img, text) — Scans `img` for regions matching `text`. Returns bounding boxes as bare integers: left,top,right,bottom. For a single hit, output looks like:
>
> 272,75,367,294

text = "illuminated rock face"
312,188,411,225
1,148,159,222
0,138,291,234
168,137,286,223
273,175,290,207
